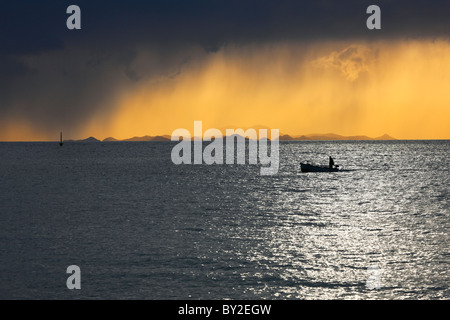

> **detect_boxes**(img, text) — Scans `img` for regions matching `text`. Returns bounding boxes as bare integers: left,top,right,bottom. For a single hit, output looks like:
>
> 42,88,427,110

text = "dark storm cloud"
0,0,449,139
2,0,449,57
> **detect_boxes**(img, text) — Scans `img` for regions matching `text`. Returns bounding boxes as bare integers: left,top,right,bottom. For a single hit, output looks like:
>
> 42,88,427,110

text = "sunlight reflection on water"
0,141,448,299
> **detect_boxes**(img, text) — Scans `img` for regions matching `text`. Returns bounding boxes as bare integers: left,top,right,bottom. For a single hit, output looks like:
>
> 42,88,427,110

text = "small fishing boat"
300,162,339,172
300,156,339,172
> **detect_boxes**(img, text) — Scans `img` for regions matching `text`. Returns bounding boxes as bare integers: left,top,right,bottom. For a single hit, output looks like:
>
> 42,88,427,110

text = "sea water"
0,140,448,299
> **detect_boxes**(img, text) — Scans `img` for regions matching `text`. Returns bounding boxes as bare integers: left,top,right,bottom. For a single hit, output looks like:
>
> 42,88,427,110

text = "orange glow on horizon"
93,40,450,140
0,119,51,142
1,39,450,141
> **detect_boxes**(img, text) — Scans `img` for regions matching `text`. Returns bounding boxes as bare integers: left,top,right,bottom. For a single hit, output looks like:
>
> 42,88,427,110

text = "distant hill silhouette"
103,137,119,142
279,134,294,141
102,135,171,142
67,136,101,142
286,133,396,141
67,132,395,142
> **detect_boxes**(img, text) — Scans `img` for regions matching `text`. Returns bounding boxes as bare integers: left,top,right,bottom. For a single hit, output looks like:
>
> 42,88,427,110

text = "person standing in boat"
329,156,334,169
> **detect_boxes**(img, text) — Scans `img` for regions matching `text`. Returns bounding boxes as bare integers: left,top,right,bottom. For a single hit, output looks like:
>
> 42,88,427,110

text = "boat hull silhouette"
300,163,339,172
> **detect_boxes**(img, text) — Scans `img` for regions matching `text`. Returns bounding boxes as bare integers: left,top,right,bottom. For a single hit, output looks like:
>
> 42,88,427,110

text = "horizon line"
2,139,450,142
2,133,450,143
3,129,450,142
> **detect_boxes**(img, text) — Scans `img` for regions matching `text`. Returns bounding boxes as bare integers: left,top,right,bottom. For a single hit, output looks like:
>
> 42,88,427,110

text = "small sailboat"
59,132,63,146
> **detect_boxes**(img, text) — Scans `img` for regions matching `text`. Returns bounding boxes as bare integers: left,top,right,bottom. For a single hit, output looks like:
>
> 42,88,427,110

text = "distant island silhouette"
279,133,396,141
67,133,396,142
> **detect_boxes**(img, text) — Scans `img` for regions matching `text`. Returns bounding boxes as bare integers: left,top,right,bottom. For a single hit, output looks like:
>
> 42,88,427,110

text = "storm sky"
1,0,450,140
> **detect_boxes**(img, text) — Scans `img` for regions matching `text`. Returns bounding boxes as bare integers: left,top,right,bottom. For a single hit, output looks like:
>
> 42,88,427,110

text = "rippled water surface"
0,141,448,299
